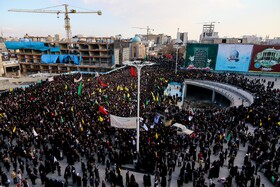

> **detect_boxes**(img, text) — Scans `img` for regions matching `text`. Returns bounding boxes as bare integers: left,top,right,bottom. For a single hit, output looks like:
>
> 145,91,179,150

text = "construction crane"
132,26,154,42
9,4,102,42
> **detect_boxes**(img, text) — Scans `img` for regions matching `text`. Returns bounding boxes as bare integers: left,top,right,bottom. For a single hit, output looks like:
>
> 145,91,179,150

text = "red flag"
99,105,108,115
130,67,136,77
98,78,108,87
167,54,172,59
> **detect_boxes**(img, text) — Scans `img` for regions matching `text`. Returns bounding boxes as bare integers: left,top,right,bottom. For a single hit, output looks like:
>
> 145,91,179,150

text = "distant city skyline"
0,0,280,41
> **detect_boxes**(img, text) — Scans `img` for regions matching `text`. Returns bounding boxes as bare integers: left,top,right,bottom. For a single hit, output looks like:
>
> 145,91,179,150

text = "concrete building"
5,35,115,74
113,37,130,66
201,37,248,44
177,31,188,46
199,23,219,43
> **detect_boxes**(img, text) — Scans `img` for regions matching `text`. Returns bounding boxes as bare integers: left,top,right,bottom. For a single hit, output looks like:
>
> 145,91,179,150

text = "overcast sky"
1,0,279,41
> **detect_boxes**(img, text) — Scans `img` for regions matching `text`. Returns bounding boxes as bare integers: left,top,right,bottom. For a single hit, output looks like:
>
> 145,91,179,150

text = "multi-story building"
177,32,188,46
5,35,115,74
200,37,248,44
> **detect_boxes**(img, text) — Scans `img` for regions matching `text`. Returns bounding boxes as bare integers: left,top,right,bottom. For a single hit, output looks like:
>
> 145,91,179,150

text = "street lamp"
123,60,155,154
174,39,183,74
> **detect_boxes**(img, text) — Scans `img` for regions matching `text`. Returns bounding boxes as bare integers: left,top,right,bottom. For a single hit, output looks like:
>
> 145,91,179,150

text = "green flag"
78,82,83,96
61,116,64,123
145,99,149,105
227,132,231,141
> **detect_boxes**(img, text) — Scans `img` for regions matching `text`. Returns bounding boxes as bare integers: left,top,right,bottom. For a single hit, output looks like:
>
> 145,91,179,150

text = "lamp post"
174,39,183,74
123,60,155,154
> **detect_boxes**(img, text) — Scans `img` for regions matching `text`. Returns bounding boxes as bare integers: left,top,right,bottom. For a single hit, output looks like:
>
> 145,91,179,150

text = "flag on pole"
99,105,109,115
130,67,136,77
33,128,38,137
98,78,108,87
78,82,83,96
227,133,231,141
99,116,104,122
151,92,156,101
167,53,172,59
155,132,159,139
74,74,83,83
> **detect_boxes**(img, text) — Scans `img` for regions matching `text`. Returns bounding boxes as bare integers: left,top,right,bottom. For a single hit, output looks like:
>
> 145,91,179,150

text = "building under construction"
5,35,116,74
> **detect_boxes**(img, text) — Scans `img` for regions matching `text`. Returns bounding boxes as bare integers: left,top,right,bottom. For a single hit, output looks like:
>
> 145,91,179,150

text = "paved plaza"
0,74,279,187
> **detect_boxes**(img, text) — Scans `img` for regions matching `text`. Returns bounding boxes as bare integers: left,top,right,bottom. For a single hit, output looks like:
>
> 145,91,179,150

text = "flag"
125,87,129,91
155,132,158,139
99,105,109,115
13,126,16,133
117,85,120,91
167,53,172,59
78,82,83,96
98,78,108,87
33,128,38,137
130,67,136,77
227,133,231,141
151,92,156,101
64,84,68,90
154,113,160,124
99,116,104,122
71,106,74,112
9,87,13,92
145,100,149,106
143,124,148,131
74,74,83,83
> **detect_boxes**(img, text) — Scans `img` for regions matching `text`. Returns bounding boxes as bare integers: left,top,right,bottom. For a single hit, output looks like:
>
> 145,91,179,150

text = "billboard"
215,44,253,72
185,43,218,70
249,45,280,73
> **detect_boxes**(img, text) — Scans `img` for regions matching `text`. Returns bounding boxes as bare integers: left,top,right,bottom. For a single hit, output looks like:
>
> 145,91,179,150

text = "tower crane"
9,4,102,42
132,26,154,42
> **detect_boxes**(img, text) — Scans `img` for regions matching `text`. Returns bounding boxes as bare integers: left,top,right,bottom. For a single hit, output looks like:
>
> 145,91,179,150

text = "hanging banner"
110,114,137,129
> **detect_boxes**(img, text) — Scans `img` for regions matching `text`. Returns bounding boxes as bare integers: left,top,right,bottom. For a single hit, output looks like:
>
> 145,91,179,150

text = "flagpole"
136,66,141,153
174,39,183,74
123,60,155,157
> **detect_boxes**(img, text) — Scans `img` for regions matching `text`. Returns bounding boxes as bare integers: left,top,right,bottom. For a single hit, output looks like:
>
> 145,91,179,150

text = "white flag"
143,124,148,131
32,128,38,137
74,75,83,83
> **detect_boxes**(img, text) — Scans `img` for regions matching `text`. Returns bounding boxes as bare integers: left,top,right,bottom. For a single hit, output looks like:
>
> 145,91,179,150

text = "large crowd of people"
0,59,279,187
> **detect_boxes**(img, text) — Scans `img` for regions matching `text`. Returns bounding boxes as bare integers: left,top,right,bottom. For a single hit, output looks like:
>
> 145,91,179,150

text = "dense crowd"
0,60,279,187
